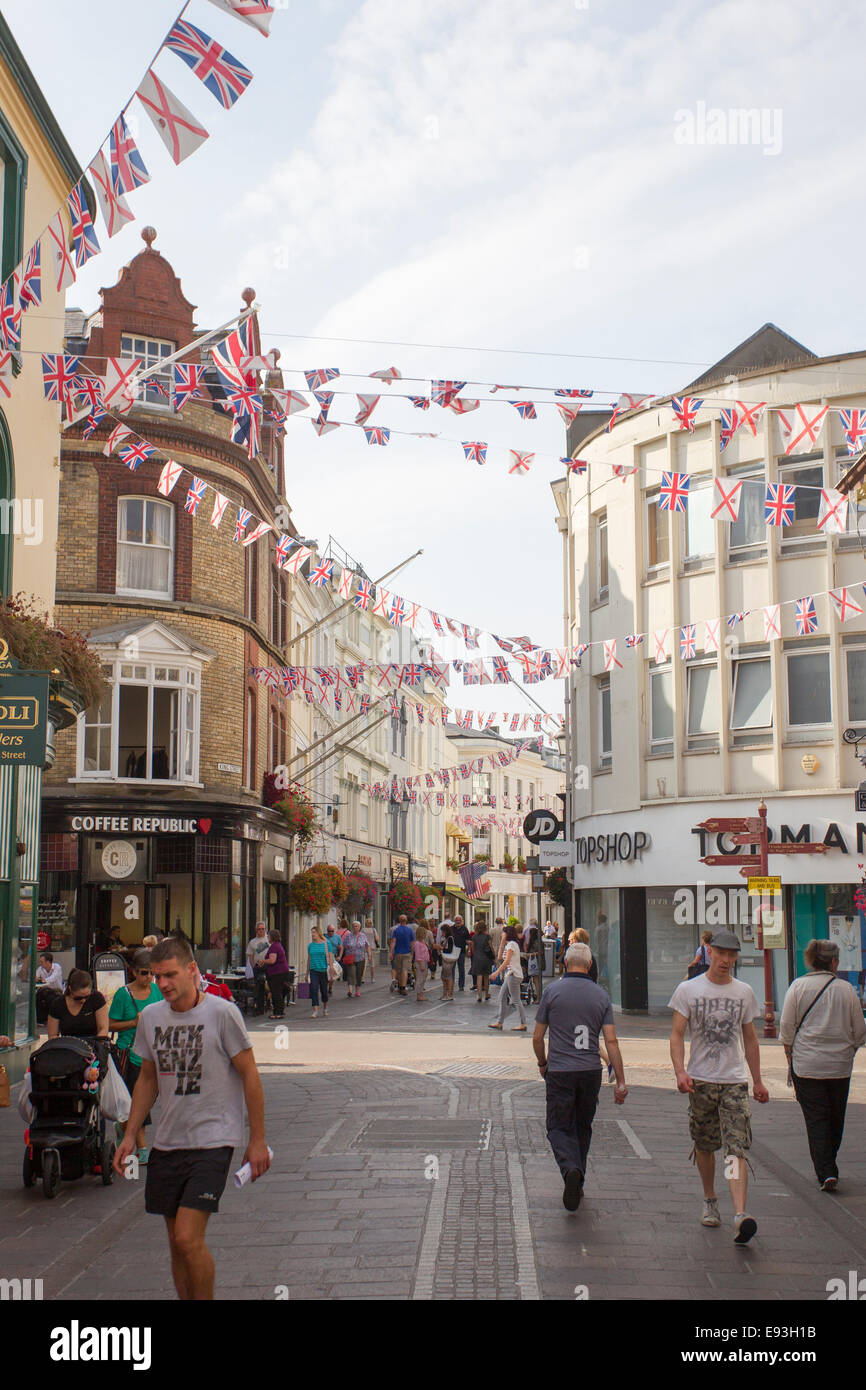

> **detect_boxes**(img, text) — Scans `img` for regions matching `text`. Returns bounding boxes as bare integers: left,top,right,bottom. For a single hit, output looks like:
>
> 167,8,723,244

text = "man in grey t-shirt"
533,943,627,1212
114,935,270,1300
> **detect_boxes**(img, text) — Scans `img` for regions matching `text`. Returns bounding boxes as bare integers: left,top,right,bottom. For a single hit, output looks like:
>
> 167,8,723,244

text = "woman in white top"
488,927,527,1031
780,937,866,1192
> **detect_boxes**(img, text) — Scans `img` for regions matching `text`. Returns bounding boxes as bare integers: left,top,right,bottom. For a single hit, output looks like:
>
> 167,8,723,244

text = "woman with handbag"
439,924,458,1001
472,924,495,1002
687,931,713,980
779,938,866,1191
108,949,161,1165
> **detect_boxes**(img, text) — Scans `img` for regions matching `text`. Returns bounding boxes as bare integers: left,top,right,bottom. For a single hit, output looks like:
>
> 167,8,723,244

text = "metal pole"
284,548,423,654
758,799,777,1039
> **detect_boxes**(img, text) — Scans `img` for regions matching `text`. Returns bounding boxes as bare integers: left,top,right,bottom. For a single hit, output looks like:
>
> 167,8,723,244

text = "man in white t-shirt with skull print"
669,930,769,1245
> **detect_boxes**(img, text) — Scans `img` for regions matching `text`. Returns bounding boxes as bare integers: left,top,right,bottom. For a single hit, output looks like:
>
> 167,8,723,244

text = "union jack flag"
727,610,747,628
164,18,253,108
492,657,510,683
230,405,261,458
554,388,593,398
354,578,373,611
564,457,588,475
625,633,644,648
82,407,107,439
18,242,42,310
88,150,134,239
224,382,262,417
0,278,20,352
303,367,339,390
764,482,795,526
41,354,80,408
234,507,252,541
312,390,334,417
508,450,533,475
308,558,334,588
794,595,818,636
839,407,866,456
346,664,366,688
719,407,740,451
70,373,103,414
671,396,703,432
400,664,423,688
211,320,255,390
428,611,444,633
509,400,537,420
463,625,480,649
658,471,690,513
431,380,466,407
389,596,407,626
364,426,390,446
118,438,155,471
314,667,336,687
67,183,100,266
462,441,487,464
185,477,207,515
173,363,205,409
409,396,430,409
680,624,696,660
110,112,150,194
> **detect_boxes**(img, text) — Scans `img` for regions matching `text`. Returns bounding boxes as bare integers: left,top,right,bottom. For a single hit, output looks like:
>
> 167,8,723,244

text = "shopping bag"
99,1055,132,1123
0,1064,10,1108
17,1071,34,1123
328,958,342,982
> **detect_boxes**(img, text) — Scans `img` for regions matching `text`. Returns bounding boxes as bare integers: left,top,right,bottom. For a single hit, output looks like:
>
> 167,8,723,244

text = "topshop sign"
576,830,650,865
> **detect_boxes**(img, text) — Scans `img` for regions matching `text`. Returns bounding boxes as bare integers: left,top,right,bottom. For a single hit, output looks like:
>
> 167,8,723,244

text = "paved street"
2,971,865,1302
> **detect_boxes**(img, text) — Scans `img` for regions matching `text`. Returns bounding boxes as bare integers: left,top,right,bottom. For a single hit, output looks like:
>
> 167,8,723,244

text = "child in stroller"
22,1036,116,1199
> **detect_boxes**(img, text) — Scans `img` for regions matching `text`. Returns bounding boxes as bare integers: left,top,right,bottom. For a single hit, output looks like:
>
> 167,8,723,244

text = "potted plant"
389,879,422,918
343,871,377,916
517,855,527,873
288,867,333,916
503,851,515,872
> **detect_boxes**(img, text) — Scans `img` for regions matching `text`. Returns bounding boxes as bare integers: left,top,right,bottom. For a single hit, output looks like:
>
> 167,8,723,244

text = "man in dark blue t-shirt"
533,943,628,1212
390,916,415,996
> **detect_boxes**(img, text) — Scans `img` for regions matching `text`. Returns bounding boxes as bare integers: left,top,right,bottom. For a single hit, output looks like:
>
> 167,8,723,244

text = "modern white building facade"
553,325,866,1010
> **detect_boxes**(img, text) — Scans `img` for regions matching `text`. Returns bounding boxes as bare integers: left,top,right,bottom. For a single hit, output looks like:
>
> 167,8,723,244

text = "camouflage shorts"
688,1081,751,1156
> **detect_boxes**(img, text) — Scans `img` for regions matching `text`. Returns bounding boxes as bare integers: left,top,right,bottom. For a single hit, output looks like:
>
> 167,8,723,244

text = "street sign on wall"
538,843,576,867
0,668,49,766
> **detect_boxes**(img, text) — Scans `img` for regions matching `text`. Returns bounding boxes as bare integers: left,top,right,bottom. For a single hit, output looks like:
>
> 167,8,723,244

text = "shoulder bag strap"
794,976,836,1037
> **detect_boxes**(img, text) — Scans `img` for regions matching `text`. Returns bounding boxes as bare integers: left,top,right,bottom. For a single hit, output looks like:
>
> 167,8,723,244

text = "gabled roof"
85,618,216,661
684,323,816,392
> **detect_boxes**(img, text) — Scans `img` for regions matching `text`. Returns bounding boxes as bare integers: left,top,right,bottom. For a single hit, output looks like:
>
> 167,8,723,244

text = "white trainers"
701,1197,721,1227
733,1212,757,1245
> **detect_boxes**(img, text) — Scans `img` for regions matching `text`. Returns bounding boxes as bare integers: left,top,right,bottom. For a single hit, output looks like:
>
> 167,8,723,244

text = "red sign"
766,843,827,855
698,817,762,834
700,854,761,867
36,930,51,952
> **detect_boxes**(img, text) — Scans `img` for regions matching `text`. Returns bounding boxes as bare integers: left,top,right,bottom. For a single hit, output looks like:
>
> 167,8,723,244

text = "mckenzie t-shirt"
133,991,252,1151
391,923,415,955
536,974,614,1072
668,974,762,1084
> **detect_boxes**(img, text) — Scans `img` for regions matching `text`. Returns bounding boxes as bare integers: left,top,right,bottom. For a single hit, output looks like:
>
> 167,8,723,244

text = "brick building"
41,230,302,977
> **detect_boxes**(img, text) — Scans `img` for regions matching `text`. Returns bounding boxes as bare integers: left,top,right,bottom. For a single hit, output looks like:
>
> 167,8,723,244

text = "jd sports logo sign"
523,810,563,843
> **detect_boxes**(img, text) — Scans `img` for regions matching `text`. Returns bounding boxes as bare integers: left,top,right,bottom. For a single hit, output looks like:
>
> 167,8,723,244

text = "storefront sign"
92,951,128,1010
693,822,866,856
575,831,650,865
390,853,410,878
538,843,576,867
69,815,205,834
101,840,138,879
0,666,49,765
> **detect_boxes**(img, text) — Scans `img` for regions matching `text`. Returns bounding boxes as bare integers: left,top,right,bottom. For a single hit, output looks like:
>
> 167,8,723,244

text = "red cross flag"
285,544,312,574
46,211,75,292
652,629,669,663
711,476,742,521
337,567,354,599
734,400,766,436
372,587,391,618
103,423,135,456
784,403,828,457
136,70,209,165
703,619,721,653
829,587,864,623
763,604,782,641
157,460,184,496
88,151,134,238
603,639,621,671
817,487,848,535
508,450,534,475
102,357,142,413
204,0,275,35
210,492,229,528
354,394,380,425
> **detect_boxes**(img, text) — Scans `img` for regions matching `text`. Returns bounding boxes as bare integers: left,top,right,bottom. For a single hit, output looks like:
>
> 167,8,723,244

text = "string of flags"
0,2,273,377
360,737,545,804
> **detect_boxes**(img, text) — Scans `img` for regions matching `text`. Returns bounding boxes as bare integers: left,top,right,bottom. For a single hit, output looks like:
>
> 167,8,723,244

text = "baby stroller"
22,1037,115,1199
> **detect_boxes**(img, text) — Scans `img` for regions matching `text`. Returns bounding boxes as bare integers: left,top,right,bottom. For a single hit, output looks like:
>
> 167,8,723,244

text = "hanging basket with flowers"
343,871,377,915
388,879,422,918
274,784,318,844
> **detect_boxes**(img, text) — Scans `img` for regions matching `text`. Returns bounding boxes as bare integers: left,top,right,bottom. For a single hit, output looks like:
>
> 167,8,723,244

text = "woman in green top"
109,949,162,1164
306,925,330,1019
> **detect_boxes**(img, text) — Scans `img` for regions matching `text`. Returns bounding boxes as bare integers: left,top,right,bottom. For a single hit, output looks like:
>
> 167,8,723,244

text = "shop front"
573,796,866,1012
340,839,389,955
261,837,291,962
39,801,281,975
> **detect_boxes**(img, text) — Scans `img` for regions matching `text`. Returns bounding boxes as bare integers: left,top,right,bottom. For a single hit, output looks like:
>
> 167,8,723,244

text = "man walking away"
246,921,270,1015
390,915,415,996
533,943,626,1211
114,935,270,1299
669,930,768,1245
453,915,470,991
780,937,866,1191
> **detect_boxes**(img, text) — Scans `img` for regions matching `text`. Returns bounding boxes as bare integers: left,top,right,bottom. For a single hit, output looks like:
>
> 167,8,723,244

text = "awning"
446,886,489,906
446,821,472,843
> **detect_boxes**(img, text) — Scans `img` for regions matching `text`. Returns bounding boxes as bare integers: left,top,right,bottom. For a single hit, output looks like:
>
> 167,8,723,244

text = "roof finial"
241,287,255,308
142,226,157,248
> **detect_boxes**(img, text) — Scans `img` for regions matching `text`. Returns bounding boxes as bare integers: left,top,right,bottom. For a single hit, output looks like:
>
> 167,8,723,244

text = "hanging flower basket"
289,862,347,915
389,879,422,918
545,866,570,908
273,784,318,844
343,871,377,915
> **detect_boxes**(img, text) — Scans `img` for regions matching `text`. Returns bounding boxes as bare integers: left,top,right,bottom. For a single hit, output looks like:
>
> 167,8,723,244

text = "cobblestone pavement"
1,973,865,1301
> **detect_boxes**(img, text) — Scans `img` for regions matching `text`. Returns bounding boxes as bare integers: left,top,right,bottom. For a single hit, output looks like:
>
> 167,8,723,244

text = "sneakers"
563,1169,584,1212
733,1212,757,1245
821,1176,839,1192
701,1197,721,1227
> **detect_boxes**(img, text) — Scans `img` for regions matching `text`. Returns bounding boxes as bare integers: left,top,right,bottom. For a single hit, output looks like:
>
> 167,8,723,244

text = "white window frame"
116,496,174,600
786,646,832,730
846,644,866,726
649,663,674,751
595,512,608,600
598,679,611,768
729,655,773,734
726,469,766,556
120,333,175,409
77,654,203,785
778,452,824,546
685,658,720,745
835,449,866,544
645,492,669,573
683,477,715,562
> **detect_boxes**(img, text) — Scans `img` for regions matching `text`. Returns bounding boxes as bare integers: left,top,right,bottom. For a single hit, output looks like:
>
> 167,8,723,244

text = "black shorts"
144,1145,234,1217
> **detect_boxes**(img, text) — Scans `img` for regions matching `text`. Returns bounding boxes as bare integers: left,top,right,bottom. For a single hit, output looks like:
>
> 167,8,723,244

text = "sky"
6,0,866,721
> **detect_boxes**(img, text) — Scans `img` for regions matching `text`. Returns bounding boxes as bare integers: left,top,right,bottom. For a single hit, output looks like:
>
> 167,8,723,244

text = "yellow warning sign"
747,876,781,896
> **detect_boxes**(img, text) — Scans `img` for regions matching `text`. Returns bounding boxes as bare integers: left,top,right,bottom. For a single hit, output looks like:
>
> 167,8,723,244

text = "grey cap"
708,930,740,951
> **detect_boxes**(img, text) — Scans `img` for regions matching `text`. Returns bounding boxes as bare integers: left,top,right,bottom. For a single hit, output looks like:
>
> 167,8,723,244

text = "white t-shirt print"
668,973,762,1084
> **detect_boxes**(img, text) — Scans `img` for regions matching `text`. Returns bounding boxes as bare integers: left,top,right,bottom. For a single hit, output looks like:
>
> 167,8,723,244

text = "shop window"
78,647,203,783
645,493,669,571
846,646,866,725
785,648,831,728
117,497,174,599
649,665,673,750
730,655,772,738
120,333,174,407
727,470,765,556
686,660,719,747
